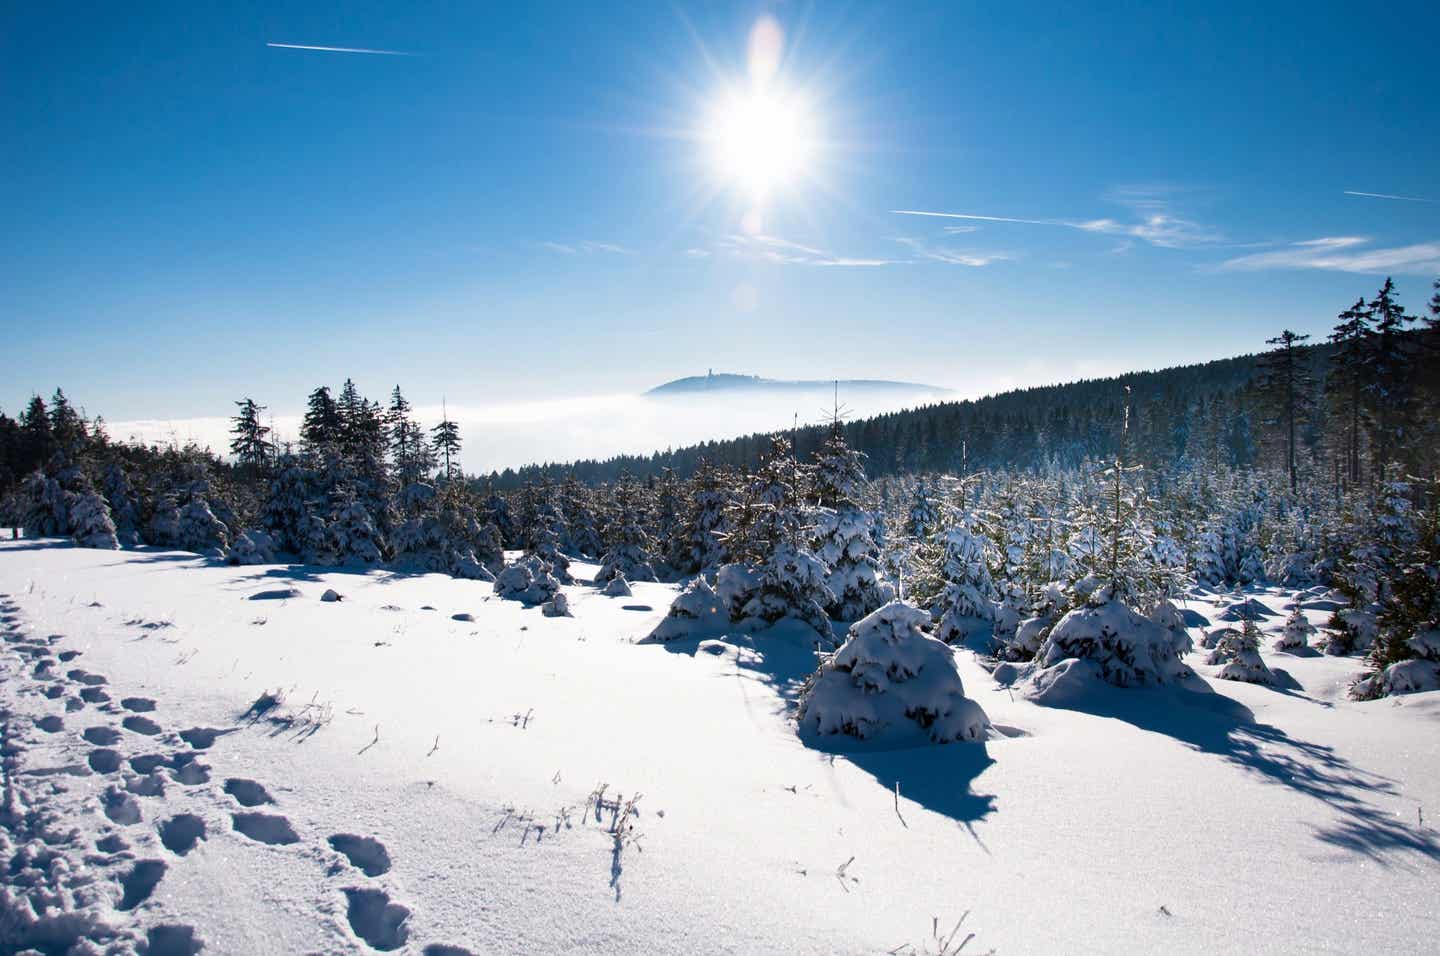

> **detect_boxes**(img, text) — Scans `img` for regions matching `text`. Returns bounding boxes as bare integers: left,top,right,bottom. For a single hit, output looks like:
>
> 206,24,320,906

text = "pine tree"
431,406,461,480
1363,278,1418,478
229,398,272,474
301,386,341,448
811,426,889,620
1328,299,1372,488
1255,330,1312,494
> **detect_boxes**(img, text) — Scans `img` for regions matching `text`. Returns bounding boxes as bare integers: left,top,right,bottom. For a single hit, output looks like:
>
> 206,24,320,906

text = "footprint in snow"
130,754,170,775
423,946,477,956
67,668,107,686
96,833,129,854
58,650,81,661
80,687,110,704
44,685,65,700
83,726,122,746
123,715,163,736
232,812,299,845
343,887,411,951
102,785,143,825
329,834,392,876
35,714,64,733
89,749,124,774
121,697,157,712
223,777,274,807
126,772,167,797
179,727,234,750
171,756,210,786
117,859,166,910
158,814,206,856
144,924,204,956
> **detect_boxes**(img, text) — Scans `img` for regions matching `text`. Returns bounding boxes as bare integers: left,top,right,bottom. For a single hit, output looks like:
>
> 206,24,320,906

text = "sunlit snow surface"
1,540,1436,954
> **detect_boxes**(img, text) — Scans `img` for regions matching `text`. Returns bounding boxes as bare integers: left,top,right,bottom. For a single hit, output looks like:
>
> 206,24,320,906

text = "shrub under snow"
1352,629,1440,699
1274,603,1315,651
1210,620,1273,684
69,491,119,550
1032,591,1190,688
642,576,725,642
494,555,560,605
796,601,991,747
230,529,277,566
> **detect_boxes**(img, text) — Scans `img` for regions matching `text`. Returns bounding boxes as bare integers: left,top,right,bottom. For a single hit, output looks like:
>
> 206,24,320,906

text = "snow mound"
230,529,277,566
493,555,560,605
1219,597,1277,621
601,576,633,598
320,589,343,603
541,592,572,618
796,601,991,747
1026,596,1189,692
641,577,725,643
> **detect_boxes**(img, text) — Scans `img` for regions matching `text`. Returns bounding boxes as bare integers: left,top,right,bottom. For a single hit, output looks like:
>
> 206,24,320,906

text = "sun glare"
706,89,815,199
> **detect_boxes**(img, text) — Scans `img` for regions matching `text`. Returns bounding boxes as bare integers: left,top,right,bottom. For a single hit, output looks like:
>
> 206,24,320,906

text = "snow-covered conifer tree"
796,601,991,745
1274,600,1315,650
69,490,119,549
811,426,890,620
1213,615,1273,684
175,495,229,555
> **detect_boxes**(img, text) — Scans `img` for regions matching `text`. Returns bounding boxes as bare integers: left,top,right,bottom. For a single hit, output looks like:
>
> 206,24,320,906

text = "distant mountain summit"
646,371,947,397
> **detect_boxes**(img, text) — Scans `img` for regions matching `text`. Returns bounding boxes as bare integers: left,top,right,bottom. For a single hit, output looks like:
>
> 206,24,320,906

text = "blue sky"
4,1,1438,430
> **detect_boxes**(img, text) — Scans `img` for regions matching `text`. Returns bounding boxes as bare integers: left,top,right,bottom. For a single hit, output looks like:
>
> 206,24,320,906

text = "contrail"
266,42,415,57
1344,190,1438,204
892,210,1056,225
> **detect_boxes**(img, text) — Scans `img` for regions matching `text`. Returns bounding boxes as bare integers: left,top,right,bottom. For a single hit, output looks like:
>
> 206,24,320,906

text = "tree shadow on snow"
649,622,997,829
1039,676,1440,866
819,742,997,834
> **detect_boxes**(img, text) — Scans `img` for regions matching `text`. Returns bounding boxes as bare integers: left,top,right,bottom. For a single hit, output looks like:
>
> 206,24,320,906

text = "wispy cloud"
541,240,634,255
1344,190,1439,204
894,193,1220,249
890,237,1010,267
1217,236,1440,276
720,233,896,267
266,41,415,56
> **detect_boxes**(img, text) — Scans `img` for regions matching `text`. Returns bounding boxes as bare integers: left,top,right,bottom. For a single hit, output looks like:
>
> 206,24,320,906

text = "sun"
705,89,815,199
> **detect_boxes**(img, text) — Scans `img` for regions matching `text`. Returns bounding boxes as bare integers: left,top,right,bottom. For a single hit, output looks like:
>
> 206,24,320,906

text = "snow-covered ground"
2,540,1437,955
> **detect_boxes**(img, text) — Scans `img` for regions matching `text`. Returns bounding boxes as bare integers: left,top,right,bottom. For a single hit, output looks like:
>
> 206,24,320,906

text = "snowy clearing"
2,540,1438,954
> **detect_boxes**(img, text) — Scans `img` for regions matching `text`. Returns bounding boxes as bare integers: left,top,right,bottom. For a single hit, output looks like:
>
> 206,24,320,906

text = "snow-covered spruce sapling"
796,600,990,745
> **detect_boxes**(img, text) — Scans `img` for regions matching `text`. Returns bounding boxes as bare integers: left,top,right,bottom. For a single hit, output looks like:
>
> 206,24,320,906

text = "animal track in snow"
224,777,274,807
343,887,411,951
89,748,123,774
329,834,392,876
122,697,157,712
158,814,206,855
117,859,167,910
102,786,143,825
83,726,122,746
123,715,163,735
232,812,299,845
